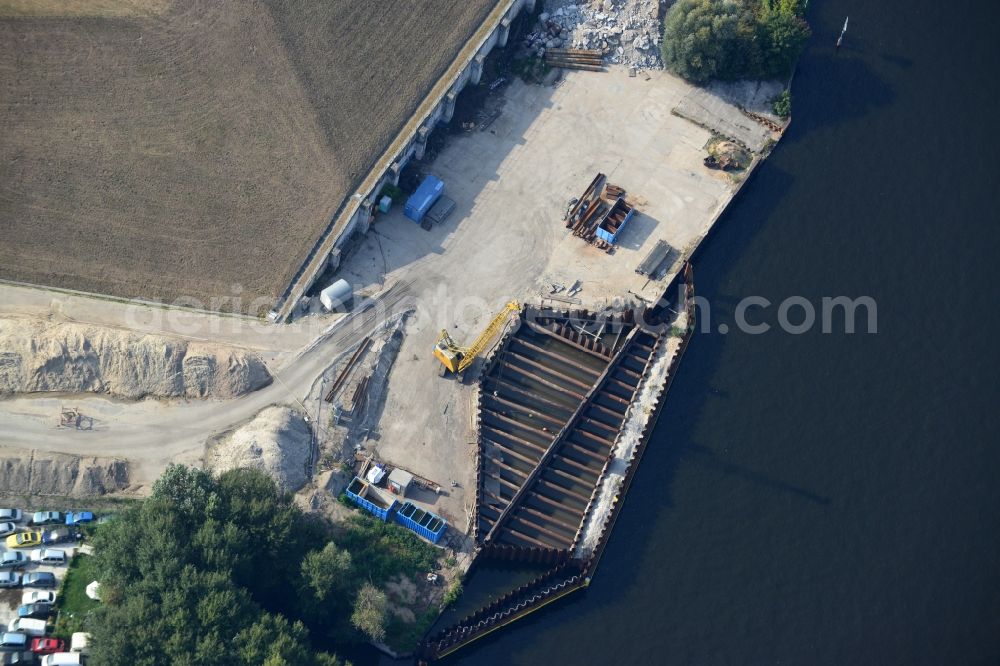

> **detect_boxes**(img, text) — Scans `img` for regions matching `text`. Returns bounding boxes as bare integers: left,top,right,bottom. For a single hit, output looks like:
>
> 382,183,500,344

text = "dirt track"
0,0,498,314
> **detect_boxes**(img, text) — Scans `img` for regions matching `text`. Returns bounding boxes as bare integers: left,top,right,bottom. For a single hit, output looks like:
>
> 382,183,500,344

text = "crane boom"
457,301,521,372
433,301,521,375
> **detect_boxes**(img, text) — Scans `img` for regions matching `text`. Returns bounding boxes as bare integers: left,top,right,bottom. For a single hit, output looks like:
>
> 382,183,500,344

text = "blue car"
65,511,94,526
16,603,51,619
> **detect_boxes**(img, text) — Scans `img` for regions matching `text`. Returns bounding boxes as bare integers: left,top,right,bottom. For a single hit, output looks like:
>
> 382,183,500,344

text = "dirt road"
0,281,415,488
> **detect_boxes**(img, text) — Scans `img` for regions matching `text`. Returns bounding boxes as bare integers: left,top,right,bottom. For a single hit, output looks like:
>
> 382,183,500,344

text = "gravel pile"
524,0,665,69
207,406,312,493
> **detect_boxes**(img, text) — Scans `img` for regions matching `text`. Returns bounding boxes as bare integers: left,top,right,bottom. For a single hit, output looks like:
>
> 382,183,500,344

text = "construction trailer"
387,468,414,496
404,175,444,223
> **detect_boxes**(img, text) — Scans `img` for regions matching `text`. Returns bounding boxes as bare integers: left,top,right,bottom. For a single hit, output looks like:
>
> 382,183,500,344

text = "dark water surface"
372,0,1000,663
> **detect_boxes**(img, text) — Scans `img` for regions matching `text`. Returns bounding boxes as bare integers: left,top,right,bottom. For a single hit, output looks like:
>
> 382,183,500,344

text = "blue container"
393,501,447,544
345,477,397,522
595,202,636,245
403,175,444,223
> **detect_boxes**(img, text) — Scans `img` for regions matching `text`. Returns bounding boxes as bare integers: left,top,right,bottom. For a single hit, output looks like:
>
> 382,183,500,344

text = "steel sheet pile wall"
419,560,588,660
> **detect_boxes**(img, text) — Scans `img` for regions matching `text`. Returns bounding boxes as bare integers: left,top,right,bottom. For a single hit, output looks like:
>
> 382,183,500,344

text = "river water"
370,0,1000,663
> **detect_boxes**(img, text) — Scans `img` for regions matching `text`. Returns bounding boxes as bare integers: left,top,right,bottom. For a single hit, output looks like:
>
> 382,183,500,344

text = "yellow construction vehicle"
434,301,521,376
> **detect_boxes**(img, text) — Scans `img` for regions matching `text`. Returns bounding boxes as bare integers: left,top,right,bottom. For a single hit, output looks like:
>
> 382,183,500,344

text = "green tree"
351,583,388,644
758,10,811,78
662,0,810,83
153,464,217,520
302,542,352,601
88,467,348,665
662,0,743,83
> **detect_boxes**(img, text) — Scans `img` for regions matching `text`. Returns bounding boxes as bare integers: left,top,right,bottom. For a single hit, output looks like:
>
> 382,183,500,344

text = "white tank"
319,279,352,311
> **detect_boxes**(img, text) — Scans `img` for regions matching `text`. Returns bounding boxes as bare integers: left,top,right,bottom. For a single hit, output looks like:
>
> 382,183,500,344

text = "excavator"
434,301,521,377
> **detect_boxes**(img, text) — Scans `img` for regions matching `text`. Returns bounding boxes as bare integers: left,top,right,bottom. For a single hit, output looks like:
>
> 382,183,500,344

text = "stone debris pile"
523,0,664,70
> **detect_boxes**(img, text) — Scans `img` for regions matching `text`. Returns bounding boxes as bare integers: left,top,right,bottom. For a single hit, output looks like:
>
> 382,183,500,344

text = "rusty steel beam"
534,480,588,509
502,525,552,549
507,514,574,547
482,427,548,455
513,338,601,377
492,456,529,479
502,363,587,401
580,409,621,431
588,401,626,420
537,477,592,503
524,319,611,360
615,364,642,379
546,461,597,486
564,440,607,462
496,475,524,493
484,393,565,427
528,489,576,514
485,375,576,415
575,425,616,446
507,351,593,391
481,407,559,441
550,454,600,479
486,438,541,467
519,503,581,534
607,376,638,393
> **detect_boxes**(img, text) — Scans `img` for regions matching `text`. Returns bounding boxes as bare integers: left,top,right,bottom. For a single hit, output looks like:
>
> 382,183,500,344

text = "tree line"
84,465,437,665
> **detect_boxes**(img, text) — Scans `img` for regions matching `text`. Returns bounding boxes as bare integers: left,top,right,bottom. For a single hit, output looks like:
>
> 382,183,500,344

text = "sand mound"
207,406,312,493
0,317,271,399
0,451,129,497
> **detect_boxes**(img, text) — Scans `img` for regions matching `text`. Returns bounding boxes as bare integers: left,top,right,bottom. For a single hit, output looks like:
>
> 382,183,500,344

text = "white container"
319,279,352,312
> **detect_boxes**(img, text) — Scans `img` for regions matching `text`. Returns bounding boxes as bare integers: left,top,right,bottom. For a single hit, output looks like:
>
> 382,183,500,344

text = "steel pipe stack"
544,48,605,71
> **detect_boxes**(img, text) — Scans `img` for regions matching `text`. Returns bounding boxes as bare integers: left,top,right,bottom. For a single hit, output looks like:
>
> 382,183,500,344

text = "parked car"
41,529,80,546
21,591,55,606
64,512,93,526
28,550,65,566
0,523,18,538
41,654,83,666
29,513,61,527
0,510,23,523
16,604,52,620
7,619,46,638
21,572,55,589
0,553,28,570
0,633,27,651
31,638,64,655
5,532,41,549
0,650,34,664
0,573,19,589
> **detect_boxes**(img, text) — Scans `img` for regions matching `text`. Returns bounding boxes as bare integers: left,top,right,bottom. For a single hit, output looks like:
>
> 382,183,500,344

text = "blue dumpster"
394,501,448,544
345,477,397,522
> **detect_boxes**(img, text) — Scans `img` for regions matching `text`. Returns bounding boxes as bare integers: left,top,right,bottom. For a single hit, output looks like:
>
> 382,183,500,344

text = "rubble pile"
523,0,664,70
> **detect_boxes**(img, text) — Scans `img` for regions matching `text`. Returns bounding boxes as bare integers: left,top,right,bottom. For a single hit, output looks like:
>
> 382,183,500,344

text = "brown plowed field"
0,0,499,313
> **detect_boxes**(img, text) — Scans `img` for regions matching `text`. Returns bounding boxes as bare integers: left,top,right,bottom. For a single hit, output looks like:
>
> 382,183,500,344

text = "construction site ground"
0,66,761,534
336,67,741,531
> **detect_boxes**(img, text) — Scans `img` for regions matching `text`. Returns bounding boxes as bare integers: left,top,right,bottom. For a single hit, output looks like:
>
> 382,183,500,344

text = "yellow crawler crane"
434,301,521,376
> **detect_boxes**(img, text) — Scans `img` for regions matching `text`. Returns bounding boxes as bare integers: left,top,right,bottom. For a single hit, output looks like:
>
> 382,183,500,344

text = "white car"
28,549,66,566
0,523,17,538
0,573,19,589
21,590,56,605
0,510,23,523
